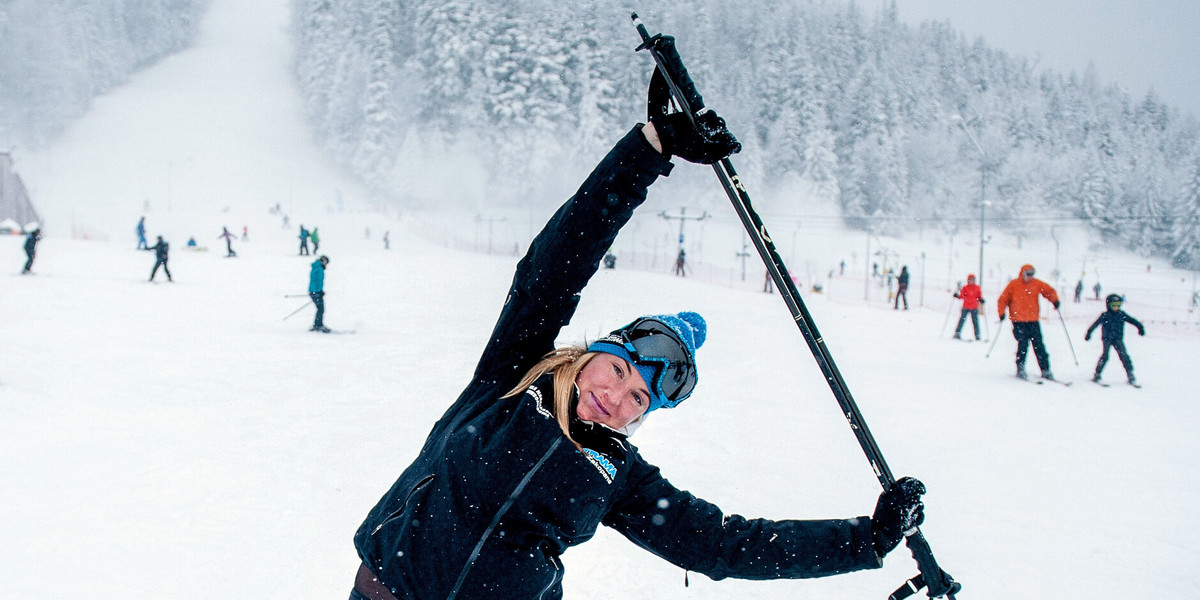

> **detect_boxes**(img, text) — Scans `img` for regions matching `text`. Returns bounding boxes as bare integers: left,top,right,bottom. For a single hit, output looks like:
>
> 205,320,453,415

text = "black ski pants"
300,240,309,255
150,258,172,281
1012,321,1050,373
1095,339,1134,378
23,249,34,273
894,283,908,309
954,308,980,339
310,291,325,328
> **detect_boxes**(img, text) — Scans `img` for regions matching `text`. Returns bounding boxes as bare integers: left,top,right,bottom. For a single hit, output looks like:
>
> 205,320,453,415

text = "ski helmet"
1106,294,1123,309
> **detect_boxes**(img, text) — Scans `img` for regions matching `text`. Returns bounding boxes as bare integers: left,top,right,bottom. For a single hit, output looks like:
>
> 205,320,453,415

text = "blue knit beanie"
587,311,706,413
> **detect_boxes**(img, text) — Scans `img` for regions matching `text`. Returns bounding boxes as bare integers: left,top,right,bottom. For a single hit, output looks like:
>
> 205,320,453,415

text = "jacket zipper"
446,437,563,600
371,473,435,536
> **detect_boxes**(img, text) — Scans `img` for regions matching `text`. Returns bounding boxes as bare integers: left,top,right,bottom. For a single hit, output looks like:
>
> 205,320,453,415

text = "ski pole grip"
904,529,961,598
631,13,706,114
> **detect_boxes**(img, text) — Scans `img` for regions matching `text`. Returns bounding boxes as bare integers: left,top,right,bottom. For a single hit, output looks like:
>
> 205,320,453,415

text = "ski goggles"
1022,269,1036,277
1108,299,1123,309
592,317,697,408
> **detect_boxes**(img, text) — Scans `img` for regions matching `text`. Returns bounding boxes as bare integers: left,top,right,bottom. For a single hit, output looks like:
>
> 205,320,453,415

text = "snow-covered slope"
3,1,1199,599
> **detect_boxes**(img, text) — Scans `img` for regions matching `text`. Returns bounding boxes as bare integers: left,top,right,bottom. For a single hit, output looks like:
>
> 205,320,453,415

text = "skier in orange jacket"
996,264,1061,380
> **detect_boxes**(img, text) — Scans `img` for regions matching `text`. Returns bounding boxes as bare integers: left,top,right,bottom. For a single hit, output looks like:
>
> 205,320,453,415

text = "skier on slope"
997,263,1060,380
298,225,310,255
894,265,910,310
1085,294,1145,386
136,216,147,249
952,273,984,340
308,255,329,333
21,228,41,274
147,235,172,282
310,226,321,253
218,226,237,257
348,105,927,600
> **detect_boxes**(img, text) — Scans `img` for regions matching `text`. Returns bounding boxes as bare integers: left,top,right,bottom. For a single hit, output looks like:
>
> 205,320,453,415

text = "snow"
3,1,1200,599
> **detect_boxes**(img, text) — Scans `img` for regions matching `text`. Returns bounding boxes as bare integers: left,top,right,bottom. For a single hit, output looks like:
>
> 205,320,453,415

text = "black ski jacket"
353,127,880,600
149,240,169,261
1086,309,1145,342
24,231,40,254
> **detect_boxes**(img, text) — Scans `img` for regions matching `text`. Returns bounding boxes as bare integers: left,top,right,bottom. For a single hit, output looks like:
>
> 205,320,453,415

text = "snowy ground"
4,1,1200,599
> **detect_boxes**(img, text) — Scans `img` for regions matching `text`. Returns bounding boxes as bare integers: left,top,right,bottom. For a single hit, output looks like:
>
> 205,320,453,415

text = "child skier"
1085,294,1145,385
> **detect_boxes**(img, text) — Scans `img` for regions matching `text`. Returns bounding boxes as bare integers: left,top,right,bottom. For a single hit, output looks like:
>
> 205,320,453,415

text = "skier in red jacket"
952,274,984,340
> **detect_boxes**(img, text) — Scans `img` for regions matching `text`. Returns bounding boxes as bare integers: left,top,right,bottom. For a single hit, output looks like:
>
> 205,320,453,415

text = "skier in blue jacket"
349,112,926,600
309,255,329,332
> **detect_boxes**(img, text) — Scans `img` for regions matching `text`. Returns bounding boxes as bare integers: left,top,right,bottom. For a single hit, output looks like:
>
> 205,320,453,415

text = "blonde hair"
503,347,595,449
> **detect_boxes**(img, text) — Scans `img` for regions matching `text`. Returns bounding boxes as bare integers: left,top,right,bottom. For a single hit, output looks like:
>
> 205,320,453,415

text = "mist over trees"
2,1,1198,269
293,0,1200,269
0,0,210,147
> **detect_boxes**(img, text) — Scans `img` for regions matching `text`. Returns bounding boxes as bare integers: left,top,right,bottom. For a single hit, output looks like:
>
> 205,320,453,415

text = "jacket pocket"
371,474,435,536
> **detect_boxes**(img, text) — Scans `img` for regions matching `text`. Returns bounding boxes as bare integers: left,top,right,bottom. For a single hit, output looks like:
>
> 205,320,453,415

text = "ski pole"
940,296,956,337
284,293,310,298
282,298,312,320
632,15,960,600
981,306,991,341
986,319,1006,357
1056,308,1080,366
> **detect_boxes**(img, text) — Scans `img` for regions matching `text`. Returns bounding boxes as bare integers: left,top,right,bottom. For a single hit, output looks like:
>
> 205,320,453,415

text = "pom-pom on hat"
587,311,706,414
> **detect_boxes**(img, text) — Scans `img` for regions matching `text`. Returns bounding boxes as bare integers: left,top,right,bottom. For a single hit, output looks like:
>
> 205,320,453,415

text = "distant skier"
218,226,237,257
147,235,172,282
1093,281,1102,300
383,231,390,250
952,273,984,340
310,226,321,253
308,255,330,333
893,265,909,310
1085,294,1145,386
1074,279,1083,303
299,225,310,255
136,216,147,249
21,228,41,274
997,264,1060,380
674,247,687,276
242,225,249,241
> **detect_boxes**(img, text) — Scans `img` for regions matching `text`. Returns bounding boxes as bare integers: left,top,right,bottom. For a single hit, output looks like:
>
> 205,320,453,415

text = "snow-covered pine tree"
1172,156,1200,270
352,0,402,193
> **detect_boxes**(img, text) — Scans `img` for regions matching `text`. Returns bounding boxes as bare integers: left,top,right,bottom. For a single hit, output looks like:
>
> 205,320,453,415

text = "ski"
1129,382,1142,389
1092,380,1111,388
1042,378,1073,387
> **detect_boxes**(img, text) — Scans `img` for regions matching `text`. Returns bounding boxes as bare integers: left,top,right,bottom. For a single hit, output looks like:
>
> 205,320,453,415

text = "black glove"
1139,329,1145,336
1084,333,1091,341
871,477,926,558
1053,300,1061,310
649,109,741,164
999,314,1006,322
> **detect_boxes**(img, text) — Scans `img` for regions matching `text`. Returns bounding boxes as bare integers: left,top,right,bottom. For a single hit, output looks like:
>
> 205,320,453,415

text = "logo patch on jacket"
581,448,616,484
525,386,553,420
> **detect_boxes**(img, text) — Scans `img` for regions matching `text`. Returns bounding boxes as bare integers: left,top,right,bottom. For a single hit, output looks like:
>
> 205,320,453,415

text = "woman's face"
575,353,651,430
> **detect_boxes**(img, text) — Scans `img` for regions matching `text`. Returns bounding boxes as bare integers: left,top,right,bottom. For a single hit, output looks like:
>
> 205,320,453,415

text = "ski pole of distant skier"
284,293,310,298
632,15,960,600
940,295,956,337
1056,308,1080,366
982,307,991,341
282,299,312,320
986,319,1006,357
